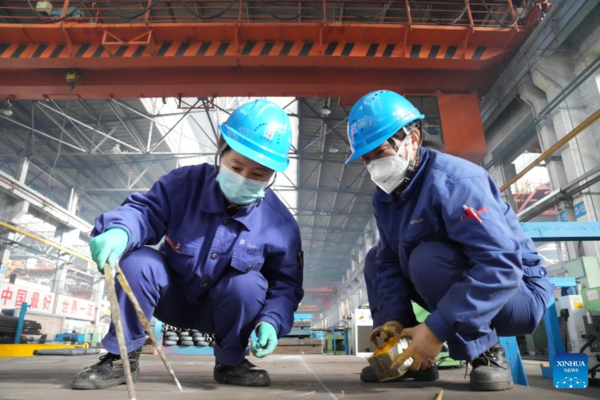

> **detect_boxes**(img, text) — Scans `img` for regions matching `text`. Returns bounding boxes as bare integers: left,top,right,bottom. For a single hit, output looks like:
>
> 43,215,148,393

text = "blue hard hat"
346,90,425,163
219,99,293,172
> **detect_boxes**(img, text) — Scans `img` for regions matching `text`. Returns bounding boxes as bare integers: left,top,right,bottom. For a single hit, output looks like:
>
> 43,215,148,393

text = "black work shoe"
360,364,439,383
214,359,270,386
469,344,513,391
72,346,142,390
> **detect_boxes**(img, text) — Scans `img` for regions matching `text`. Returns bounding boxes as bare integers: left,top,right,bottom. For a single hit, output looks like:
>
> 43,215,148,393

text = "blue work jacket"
373,148,543,342
92,163,304,337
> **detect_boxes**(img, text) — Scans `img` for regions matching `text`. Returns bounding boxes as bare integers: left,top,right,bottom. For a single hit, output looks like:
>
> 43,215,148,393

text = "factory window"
405,96,443,143
510,141,553,219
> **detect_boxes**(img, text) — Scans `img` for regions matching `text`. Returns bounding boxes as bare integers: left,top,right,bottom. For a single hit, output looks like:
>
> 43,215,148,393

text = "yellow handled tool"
114,263,182,392
104,265,136,400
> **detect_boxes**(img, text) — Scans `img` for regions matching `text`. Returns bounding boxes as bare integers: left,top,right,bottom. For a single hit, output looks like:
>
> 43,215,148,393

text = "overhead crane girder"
0,8,536,100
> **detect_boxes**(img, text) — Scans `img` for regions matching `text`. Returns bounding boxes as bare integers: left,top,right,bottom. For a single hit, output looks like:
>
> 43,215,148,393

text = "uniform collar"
201,172,227,213
400,147,430,199
374,147,431,203
231,202,261,231
200,168,259,231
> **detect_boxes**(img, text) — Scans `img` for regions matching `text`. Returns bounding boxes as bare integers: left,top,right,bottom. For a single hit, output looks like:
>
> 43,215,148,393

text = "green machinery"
324,332,347,355
556,257,600,378
572,257,600,312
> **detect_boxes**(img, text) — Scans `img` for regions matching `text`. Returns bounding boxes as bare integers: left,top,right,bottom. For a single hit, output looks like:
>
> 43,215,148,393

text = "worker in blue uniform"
73,100,304,389
348,91,554,391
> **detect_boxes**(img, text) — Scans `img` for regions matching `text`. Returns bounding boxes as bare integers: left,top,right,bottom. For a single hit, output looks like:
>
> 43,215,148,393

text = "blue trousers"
364,241,555,361
102,248,267,366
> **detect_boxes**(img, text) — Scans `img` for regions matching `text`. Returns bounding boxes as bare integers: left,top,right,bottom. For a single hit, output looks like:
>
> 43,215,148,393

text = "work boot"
214,359,271,386
360,364,439,383
72,346,142,390
469,344,513,391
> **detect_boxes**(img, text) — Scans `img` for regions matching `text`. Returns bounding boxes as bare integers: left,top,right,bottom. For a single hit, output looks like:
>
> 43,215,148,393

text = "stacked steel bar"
0,314,42,343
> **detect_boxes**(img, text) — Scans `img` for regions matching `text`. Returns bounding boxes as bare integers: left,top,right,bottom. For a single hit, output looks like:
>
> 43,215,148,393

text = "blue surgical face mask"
216,164,271,205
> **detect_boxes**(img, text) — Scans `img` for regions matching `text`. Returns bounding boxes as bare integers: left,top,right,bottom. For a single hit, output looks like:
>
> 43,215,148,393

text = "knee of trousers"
408,241,465,293
212,269,268,305
118,247,166,288
523,296,548,334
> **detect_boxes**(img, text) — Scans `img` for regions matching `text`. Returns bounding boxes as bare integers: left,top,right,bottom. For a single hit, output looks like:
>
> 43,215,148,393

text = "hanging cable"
181,0,237,20
409,0,467,25
256,1,316,21
47,89,72,198
480,0,521,28
105,0,161,21
338,0,394,22
26,0,87,24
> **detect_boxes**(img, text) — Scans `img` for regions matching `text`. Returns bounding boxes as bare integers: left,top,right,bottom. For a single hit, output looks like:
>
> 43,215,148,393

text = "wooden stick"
115,263,183,392
104,265,136,400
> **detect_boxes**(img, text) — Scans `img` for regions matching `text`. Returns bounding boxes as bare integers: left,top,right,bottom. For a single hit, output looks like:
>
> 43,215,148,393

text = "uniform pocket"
165,234,200,281
231,250,266,274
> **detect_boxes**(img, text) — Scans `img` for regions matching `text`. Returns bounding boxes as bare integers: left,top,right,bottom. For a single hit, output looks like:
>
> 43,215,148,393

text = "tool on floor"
367,329,414,381
114,263,183,392
33,348,104,356
104,265,136,400
434,390,444,400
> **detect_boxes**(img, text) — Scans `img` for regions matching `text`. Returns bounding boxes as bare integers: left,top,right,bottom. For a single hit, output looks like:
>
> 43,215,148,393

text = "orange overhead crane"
0,1,547,162
0,0,545,101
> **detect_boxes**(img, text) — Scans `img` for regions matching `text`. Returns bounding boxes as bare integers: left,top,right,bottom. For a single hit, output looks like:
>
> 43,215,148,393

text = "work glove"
251,322,278,358
370,320,404,346
390,323,443,371
90,228,129,273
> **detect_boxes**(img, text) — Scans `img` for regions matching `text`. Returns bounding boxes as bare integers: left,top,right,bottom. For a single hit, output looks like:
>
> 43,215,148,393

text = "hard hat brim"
345,134,390,163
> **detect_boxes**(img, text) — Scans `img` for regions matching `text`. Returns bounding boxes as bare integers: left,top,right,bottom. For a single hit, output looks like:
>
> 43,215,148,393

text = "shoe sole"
213,370,270,387
72,371,139,390
470,379,513,391
361,368,440,383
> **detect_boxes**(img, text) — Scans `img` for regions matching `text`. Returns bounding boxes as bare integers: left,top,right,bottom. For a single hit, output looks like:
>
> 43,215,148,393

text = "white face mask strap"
400,127,419,168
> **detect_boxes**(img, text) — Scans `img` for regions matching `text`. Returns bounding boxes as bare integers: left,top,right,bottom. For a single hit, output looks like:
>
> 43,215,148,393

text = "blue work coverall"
367,148,554,361
93,164,304,366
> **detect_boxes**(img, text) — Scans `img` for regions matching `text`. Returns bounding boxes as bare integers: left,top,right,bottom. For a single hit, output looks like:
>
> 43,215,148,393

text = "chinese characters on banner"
1,283,95,321
56,295,95,321
0,283,55,313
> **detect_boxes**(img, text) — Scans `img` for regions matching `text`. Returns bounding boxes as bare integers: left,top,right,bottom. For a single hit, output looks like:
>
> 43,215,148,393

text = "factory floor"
0,355,598,399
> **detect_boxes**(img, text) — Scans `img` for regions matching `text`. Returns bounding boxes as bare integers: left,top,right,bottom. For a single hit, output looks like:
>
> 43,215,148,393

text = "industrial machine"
558,256,600,379
556,295,600,378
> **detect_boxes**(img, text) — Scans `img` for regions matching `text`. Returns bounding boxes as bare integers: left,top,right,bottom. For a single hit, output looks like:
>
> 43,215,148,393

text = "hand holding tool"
104,265,136,400
369,320,403,346
391,324,443,371
367,321,414,381
92,229,128,272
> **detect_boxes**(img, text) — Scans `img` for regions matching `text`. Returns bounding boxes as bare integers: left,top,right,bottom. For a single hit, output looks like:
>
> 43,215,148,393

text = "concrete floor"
0,355,598,399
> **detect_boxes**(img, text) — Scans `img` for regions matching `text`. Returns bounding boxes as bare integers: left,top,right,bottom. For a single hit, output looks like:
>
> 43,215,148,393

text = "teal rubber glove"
251,323,278,358
90,228,129,273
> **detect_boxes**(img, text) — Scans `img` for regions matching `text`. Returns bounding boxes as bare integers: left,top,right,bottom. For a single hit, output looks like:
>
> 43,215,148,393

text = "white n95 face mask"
366,139,410,194
216,164,270,205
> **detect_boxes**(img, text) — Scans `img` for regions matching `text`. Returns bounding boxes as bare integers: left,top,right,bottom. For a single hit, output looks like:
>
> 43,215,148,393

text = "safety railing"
0,0,541,27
